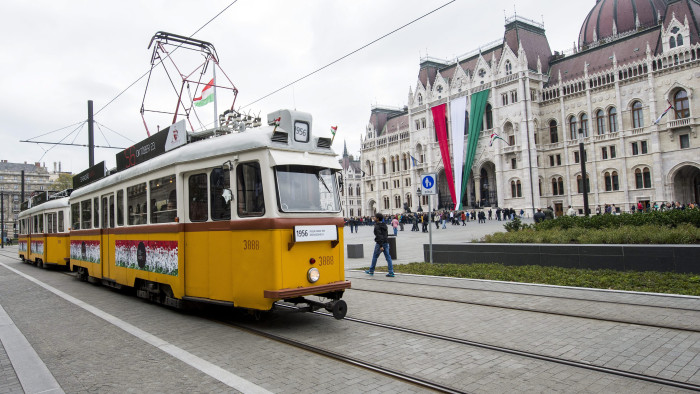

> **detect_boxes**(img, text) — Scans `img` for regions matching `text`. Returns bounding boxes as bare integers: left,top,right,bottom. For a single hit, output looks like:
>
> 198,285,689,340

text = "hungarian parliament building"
352,0,699,218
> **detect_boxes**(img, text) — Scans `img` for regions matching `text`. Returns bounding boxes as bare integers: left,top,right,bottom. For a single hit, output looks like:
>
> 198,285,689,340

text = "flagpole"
213,66,218,128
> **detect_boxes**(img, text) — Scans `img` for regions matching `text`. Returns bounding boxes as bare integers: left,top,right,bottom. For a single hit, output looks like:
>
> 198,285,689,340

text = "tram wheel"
331,300,347,320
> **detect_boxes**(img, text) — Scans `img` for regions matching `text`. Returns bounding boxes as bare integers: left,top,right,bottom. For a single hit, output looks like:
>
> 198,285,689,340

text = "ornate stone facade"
360,0,699,217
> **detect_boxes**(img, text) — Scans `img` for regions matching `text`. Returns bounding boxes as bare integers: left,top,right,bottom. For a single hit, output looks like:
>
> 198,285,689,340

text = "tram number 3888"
242,240,260,250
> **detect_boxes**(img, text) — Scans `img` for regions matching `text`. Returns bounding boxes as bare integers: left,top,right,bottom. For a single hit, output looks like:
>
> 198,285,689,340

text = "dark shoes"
386,273,395,277
364,270,374,276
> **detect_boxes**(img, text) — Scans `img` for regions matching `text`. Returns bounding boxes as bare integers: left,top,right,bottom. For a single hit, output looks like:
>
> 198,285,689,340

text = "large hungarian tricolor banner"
461,89,491,201
431,104,456,207
194,78,215,107
450,96,467,209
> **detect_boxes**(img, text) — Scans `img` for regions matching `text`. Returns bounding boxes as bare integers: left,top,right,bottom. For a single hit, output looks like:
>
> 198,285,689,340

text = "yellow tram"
63,109,350,318
17,196,71,269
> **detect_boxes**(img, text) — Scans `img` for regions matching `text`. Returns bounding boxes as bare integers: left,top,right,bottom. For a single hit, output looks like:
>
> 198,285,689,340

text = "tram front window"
276,165,340,212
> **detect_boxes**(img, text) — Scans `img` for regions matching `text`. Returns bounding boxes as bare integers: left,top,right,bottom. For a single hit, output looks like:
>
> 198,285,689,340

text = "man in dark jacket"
534,208,546,223
365,213,395,277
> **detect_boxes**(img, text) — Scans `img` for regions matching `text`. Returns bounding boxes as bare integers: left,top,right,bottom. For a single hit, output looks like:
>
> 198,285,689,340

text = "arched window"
677,34,683,46
383,196,390,209
595,110,605,135
551,178,558,195
549,120,558,143
604,172,612,191
577,174,590,193
608,107,618,133
580,113,589,137
505,60,512,75
356,185,361,196
511,180,522,198
485,104,493,130
348,184,353,196
417,94,423,105
632,101,644,128
670,36,676,48
569,116,577,140
558,177,564,195
635,168,652,189
611,171,619,191
382,158,387,175
402,154,408,170
406,193,412,208
394,195,401,209
538,179,542,196
674,90,690,119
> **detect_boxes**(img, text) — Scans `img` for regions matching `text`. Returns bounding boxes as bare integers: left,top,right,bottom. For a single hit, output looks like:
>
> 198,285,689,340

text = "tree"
51,173,73,191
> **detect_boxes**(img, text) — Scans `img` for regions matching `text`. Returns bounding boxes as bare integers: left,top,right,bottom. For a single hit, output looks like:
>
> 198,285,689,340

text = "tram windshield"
276,165,340,212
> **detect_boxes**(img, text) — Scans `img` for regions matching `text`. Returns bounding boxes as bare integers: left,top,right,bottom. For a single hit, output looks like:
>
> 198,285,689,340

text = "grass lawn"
383,262,700,296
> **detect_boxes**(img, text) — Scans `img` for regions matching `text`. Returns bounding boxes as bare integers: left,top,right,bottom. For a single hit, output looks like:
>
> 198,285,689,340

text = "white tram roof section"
71,109,340,200
19,197,70,218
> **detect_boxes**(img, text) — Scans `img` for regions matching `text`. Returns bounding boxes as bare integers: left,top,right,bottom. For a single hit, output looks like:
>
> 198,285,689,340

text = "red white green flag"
194,79,215,107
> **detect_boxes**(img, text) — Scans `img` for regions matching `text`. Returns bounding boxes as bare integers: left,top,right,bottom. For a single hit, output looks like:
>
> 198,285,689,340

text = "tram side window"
58,211,64,232
189,173,208,222
93,197,99,229
47,213,54,234
150,175,177,224
71,203,80,230
237,162,265,217
211,168,231,221
117,190,124,226
127,183,147,225
33,216,37,233
81,200,92,230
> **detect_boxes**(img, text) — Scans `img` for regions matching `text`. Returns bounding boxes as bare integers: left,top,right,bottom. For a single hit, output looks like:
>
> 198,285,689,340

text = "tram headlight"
307,267,320,283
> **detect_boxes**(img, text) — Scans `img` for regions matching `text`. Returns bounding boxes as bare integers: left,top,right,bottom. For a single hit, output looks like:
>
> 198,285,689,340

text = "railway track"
271,303,700,392
347,275,700,332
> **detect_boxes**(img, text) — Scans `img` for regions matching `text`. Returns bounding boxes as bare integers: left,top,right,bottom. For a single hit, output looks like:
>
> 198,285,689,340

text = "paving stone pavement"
0,342,22,394
1,219,699,393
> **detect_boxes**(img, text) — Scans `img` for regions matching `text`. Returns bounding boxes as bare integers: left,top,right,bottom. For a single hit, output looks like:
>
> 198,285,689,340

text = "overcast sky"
0,0,594,174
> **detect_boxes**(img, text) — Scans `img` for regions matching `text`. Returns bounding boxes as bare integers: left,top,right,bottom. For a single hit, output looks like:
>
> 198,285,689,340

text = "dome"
578,0,668,47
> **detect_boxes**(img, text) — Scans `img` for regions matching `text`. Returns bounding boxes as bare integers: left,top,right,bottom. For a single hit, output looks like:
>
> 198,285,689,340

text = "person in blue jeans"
365,213,395,277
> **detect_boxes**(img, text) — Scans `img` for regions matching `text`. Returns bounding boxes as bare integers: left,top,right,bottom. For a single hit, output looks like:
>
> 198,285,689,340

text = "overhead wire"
241,0,456,108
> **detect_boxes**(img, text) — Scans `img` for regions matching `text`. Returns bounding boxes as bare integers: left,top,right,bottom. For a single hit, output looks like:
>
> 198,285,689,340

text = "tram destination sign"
116,119,186,172
73,161,106,190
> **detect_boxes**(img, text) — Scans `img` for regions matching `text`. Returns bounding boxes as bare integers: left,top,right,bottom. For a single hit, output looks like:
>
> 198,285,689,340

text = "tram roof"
19,196,70,217
70,121,340,200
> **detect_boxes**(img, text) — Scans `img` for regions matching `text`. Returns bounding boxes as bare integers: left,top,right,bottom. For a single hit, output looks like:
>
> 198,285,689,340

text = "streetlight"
416,187,423,212
578,128,590,217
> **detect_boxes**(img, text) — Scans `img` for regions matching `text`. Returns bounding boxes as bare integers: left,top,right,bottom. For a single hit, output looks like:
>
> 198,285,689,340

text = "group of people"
346,206,528,235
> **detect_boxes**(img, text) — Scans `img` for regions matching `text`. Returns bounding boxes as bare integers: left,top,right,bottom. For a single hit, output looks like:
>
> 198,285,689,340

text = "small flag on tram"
193,79,215,107
331,126,338,143
653,100,674,125
272,117,281,132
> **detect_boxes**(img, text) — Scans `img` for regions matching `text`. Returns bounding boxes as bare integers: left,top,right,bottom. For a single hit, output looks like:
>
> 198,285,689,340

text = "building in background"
339,141,364,218
0,161,54,239
361,0,699,217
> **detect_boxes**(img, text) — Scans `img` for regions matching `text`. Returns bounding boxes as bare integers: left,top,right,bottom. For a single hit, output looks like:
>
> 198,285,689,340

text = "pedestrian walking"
365,213,395,277
391,215,399,236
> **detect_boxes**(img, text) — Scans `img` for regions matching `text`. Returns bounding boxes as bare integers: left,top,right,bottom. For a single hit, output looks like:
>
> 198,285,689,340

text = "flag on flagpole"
653,100,674,125
271,117,281,132
490,132,510,146
330,126,338,143
410,154,418,168
193,79,215,107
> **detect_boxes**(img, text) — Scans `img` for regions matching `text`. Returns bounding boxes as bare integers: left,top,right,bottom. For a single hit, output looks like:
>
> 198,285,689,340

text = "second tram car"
21,109,350,318
18,196,71,269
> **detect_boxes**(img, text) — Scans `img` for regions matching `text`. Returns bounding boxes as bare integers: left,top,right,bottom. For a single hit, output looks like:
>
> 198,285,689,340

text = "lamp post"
416,187,423,212
578,128,590,217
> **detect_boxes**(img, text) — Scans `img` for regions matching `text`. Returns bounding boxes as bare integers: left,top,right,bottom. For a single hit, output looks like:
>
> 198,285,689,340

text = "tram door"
101,194,115,280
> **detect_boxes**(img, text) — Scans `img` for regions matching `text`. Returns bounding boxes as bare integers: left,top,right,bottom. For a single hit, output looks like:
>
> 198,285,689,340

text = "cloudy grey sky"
0,0,594,174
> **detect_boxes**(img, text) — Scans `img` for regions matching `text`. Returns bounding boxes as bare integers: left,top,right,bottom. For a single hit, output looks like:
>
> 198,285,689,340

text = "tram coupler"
285,297,348,320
